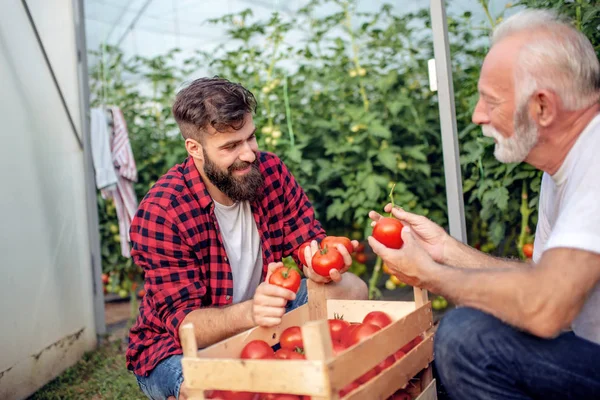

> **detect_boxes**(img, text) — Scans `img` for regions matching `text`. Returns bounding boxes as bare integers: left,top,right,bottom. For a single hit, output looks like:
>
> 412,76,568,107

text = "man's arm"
425,247,600,338
179,302,254,348
443,235,528,269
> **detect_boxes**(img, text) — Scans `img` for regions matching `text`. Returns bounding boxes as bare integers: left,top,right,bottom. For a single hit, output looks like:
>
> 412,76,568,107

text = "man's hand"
368,225,437,288
252,262,296,327
301,239,358,283
369,204,448,263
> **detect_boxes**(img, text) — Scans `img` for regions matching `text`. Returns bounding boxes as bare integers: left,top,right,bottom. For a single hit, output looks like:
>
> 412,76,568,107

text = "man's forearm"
424,262,543,334
180,300,255,348
443,236,526,269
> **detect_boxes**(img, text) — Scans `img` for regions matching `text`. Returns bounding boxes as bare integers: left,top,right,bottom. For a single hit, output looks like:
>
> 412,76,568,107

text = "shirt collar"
183,156,213,210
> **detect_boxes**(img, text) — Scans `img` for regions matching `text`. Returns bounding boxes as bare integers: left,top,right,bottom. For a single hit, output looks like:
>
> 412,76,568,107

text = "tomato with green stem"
321,236,353,254
311,246,344,277
269,266,301,293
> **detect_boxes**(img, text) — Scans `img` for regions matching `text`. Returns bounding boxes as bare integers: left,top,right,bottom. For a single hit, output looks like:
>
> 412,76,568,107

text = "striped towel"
100,106,139,258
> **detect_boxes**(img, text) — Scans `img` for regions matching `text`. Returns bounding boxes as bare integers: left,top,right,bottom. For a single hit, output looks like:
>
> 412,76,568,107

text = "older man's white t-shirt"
533,113,600,344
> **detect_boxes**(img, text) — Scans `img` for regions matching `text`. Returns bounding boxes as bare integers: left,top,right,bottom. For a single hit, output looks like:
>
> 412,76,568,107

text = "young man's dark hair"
172,77,257,141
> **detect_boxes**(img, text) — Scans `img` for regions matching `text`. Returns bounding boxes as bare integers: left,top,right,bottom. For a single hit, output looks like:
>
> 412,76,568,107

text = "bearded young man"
126,77,367,400
369,9,600,400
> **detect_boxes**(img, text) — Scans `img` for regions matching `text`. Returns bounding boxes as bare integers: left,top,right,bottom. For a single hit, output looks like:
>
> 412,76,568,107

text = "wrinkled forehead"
478,36,524,98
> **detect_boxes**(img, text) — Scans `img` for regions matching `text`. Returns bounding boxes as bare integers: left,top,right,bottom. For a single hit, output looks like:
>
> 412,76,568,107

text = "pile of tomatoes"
205,310,423,400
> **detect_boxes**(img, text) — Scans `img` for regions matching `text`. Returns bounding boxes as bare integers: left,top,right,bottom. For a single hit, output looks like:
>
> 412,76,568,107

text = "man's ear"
530,89,558,128
185,138,204,162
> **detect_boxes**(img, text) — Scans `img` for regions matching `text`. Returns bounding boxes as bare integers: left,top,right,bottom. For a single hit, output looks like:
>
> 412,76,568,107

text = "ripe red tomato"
328,318,350,342
394,349,406,361
355,252,367,264
339,381,360,397
372,217,404,249
356,366,378,384
332,341,347,356
101,273,109,284
208,390,256,400
274,348,305,360
297,242,311,266
355,242,365,253
399,335,423,353
389,391,411,400
321,236,353,254
362,311,393,329
312,247,345,277
280,326,304,351
340,323,360,347
240,340,274,360
377,355,396,371
523,243,534,258
348,323,381,346
268,267,301,293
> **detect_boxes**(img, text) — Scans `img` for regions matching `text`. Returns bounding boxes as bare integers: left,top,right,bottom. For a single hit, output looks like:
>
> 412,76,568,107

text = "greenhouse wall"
0,1,99,399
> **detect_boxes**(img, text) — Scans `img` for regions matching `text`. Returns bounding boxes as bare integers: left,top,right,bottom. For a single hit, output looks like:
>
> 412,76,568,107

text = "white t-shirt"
213,200,263,304
533,113,600,344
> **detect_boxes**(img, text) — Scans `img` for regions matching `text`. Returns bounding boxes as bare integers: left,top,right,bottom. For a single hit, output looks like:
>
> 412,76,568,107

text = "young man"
369,9,600,400
127,77,368,400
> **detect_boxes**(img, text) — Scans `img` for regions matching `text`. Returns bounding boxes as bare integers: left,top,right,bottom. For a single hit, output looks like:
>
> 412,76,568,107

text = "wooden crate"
180,280,436,400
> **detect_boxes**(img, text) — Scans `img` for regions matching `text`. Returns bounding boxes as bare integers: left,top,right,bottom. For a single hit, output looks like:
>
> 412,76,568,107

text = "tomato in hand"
297,242,311,266
321,236,353,254
328,317,350,342
523,243,534,258
269,267,301,293
279,326,304,351
362,311,393,329
240,340,274,359
312,247,345,277
372,217,404,249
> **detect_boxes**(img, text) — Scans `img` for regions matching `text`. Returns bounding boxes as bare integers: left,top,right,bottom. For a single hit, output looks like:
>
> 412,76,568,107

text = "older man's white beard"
482,118,539,164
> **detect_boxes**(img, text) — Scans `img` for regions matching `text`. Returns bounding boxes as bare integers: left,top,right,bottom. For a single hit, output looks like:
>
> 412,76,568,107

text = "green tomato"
385,279,396,291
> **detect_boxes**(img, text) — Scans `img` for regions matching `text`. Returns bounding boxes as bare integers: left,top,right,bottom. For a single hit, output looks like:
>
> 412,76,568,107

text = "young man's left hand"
302,239,359,283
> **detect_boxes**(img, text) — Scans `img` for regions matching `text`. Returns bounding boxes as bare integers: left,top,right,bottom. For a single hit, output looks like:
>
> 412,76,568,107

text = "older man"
369,9,600,400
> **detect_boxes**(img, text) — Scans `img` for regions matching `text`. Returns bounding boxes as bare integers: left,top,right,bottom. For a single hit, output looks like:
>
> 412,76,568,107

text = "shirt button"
224,257,228,262
226,295,231,300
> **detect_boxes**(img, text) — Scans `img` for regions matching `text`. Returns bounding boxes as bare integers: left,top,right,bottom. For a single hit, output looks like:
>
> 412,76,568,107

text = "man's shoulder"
140,158,197,212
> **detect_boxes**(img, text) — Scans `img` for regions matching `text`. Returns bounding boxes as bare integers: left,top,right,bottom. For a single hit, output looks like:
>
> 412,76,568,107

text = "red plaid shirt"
126,152,325,376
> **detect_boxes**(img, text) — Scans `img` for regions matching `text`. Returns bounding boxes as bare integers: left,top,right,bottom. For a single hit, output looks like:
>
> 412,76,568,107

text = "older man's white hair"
492,9,600,111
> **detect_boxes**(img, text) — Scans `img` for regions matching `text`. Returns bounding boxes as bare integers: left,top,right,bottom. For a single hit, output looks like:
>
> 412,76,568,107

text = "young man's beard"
202,149,264,202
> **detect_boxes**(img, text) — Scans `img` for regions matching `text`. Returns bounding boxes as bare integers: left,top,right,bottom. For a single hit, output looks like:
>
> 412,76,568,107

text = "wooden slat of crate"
181,358,328,397
415,378,438,400
341,331,434,400
328,303,433,391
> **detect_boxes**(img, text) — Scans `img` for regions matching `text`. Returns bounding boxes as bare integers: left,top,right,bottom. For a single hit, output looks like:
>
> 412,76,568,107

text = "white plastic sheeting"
0,1,98,399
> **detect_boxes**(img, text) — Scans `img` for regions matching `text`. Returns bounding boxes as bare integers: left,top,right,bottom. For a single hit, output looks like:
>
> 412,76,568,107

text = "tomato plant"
269,267,301,293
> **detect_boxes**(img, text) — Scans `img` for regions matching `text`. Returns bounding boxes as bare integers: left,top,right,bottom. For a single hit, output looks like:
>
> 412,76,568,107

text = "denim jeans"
135,279,309,400
434,307,600,400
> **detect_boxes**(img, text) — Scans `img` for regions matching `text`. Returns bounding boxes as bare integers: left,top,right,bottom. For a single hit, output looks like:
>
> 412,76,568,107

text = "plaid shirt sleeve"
130,200,207,345
276,157,326,264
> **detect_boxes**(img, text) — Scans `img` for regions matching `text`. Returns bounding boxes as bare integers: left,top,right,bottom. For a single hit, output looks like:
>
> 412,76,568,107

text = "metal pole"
73,0,106,337
429,0,467,243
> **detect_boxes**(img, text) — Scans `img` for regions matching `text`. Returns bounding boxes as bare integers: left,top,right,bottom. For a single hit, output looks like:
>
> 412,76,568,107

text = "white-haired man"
369,9,600,399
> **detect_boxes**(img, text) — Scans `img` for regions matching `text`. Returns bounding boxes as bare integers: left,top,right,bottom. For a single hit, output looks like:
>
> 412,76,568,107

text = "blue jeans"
135,279,309,400
434,307,600,400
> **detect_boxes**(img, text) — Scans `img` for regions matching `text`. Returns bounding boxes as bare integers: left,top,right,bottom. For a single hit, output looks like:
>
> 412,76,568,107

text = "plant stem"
344,2,369,112
388,182,397,216
517,181,532,258
368,256,383,299
283,76,296,147
478,0,496,29
576,0,582,31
